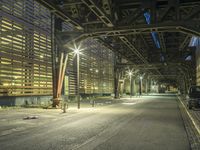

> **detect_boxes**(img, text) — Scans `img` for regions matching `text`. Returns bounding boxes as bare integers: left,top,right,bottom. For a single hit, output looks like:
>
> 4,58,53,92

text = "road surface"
0,94,190,150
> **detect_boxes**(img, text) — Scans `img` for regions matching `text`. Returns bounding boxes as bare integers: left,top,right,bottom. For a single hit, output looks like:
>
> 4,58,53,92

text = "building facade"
0,0,114,105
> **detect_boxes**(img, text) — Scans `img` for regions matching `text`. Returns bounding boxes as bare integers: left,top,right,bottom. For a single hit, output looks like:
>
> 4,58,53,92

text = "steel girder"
116,62,194,79
158,33,166,53
81,0,114,27
179,35,191,51
58,23,200,38
36,0,198,84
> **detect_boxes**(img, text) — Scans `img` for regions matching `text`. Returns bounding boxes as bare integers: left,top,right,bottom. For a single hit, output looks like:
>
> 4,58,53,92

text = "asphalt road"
0,94,190,150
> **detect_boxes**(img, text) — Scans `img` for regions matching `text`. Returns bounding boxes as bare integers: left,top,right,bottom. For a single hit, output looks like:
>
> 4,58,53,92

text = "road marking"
177,96,200,135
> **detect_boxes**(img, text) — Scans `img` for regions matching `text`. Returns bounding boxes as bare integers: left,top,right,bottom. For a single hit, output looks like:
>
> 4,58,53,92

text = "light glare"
69,43,84,56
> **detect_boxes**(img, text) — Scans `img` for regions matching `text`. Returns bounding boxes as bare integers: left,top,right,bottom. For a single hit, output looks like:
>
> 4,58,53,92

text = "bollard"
63,102,66,113
92,100,95,107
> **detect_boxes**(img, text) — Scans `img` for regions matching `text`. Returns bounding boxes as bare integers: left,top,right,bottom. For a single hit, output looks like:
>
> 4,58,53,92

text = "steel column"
51,13,58,103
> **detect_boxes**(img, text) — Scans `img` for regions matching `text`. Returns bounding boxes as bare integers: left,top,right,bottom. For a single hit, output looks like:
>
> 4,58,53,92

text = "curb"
177,96,200,150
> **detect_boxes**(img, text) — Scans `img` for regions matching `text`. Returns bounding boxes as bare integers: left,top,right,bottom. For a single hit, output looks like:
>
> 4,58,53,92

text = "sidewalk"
0,97,125,137
179,95,200,132
0,96,157,138
177,95,200,150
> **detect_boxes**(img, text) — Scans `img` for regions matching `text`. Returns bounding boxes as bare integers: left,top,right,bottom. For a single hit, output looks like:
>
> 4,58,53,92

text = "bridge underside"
36,0,200,94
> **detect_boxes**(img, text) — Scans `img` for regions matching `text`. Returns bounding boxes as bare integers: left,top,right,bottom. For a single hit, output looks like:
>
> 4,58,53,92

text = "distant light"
140,76,143,80
189,36,198,47
144,12,151,24
151,32,161,49
95,69,99,73
40,55,44,58
160,54,165,62
126,69,133,77
185,55,192,61
144,12,161,49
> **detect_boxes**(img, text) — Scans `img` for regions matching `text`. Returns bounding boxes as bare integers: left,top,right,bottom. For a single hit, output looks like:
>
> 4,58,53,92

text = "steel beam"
139,34,149,49
150,75,178,77
116,62,191,70
81,0,114,27
58,23,200,38
120,8,143,25
179,26,200,37
179,35,191,51
119,36,148,64
118,36,162,76
85,24,180,37
158,33,166,53
85,24,200,37
160,7,171,22
185,5,200,20
59,1,83,7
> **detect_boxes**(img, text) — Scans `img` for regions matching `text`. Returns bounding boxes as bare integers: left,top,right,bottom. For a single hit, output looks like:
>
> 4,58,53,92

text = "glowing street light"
128,71,132,77
127,69,133,98
69,43,84,109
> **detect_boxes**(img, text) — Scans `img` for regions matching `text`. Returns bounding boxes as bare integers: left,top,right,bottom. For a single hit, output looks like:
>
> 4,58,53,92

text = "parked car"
187,86,200,109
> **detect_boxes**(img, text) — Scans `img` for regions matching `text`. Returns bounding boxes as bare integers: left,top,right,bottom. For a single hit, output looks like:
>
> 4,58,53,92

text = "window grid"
0,0,52,96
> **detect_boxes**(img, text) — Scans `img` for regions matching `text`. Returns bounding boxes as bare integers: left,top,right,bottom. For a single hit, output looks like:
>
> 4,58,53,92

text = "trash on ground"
23,116,39,120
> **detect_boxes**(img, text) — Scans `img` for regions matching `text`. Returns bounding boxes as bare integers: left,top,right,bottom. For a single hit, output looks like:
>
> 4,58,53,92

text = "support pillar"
51,13,59,107
51,16,67,107
114,67,120,99
114,55,119,99
139,78,142,96
145,78,148,94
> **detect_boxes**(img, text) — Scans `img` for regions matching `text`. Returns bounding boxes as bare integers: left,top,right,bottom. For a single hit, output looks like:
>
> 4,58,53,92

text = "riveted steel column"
114,54,119,99
51,13,58,103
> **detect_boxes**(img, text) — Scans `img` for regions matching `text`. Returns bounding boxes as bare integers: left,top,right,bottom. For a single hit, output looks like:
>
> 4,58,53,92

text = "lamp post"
70,44,84,109
77,51,80,109
140,76,143,96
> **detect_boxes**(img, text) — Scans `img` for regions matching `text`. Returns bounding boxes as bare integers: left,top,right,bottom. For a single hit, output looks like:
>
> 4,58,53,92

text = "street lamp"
70,43,84,109
139,76,143,96
127,70,133,98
